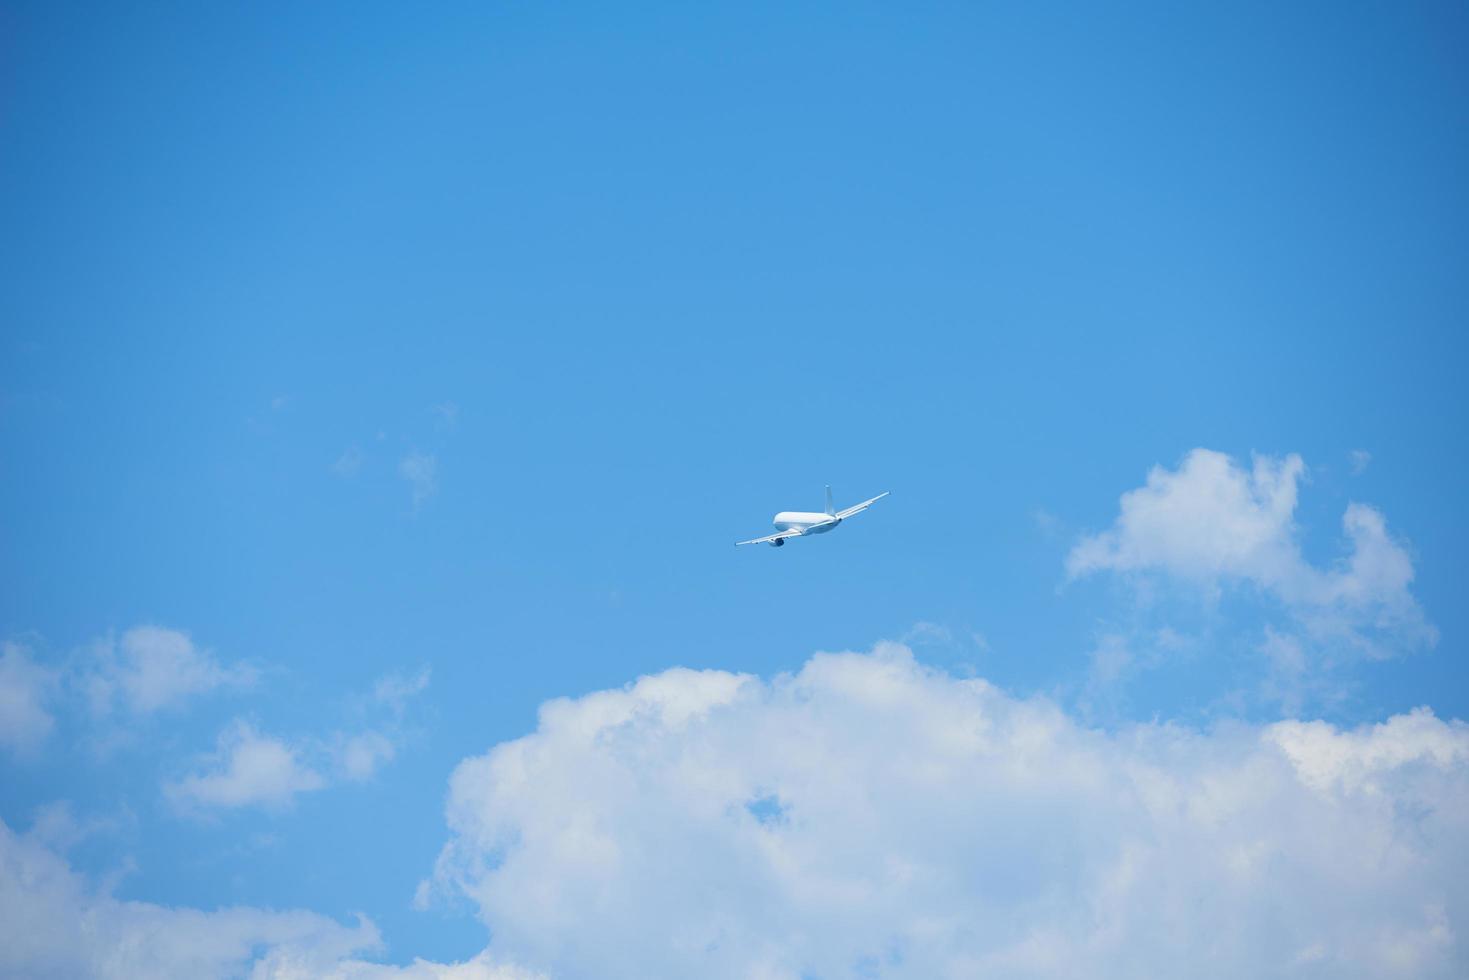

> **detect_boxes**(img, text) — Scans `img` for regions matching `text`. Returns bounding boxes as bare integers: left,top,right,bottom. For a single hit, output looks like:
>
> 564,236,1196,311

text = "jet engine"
770,538,785,547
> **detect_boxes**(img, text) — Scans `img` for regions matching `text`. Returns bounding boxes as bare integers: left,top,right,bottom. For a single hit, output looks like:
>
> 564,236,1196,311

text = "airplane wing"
736,528,805,546
835,491,889,520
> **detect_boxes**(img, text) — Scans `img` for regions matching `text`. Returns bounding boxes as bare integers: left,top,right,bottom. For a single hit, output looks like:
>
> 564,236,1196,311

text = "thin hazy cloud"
398,451,438,509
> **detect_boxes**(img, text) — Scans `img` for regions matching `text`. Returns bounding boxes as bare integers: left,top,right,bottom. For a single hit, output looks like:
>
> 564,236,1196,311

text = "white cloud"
339,731,397,783
372,667,432,715
0,641,57,757
1270,706,1469,793
1350,448,1372,475
1066,449,1434,658
26,800,131,853
336,667,431,782
423,644,1469,979
167,721,325,812
0,818,540,980
1067,450,1306,585
0,815,371,978
292,952,545,980
3,627,254,761
169,669,431,809
86,626,254,717
400,451,438,508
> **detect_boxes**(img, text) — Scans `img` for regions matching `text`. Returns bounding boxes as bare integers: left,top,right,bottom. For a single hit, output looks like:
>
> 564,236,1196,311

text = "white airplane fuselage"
773,511,840,534
736,487,887,547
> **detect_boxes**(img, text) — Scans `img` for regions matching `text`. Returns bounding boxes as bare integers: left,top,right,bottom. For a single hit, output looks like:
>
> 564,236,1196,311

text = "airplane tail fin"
825,485,835,517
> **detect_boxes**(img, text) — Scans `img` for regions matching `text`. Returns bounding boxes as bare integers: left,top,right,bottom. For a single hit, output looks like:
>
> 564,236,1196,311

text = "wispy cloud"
332,446,365,478
399,451,438,509
370,666,431,717
433,402,459,430
337,731,396,783
25,800,132,854
0,816,545,978
83,626,256,718
1032,507,1063,538
0,642,58,758
333,667,431,783
166,668,431,812
3,628,255,761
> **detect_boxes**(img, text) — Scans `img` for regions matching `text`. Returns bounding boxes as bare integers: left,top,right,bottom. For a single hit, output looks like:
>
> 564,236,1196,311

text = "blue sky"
2,3,1467,977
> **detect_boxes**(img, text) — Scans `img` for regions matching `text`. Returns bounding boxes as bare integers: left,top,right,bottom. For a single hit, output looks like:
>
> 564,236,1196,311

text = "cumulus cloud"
423,644,1469,979
297,953,546,980
400,451,438,508
1067,450,1307,585
166,721,325,812
85,626,254,717
1066,449,1433,658
169,669,431,810
0,818,540,980
0,641,58,757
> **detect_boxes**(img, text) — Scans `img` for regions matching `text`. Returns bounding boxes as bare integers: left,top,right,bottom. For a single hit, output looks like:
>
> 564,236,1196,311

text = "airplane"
736,486,889,547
